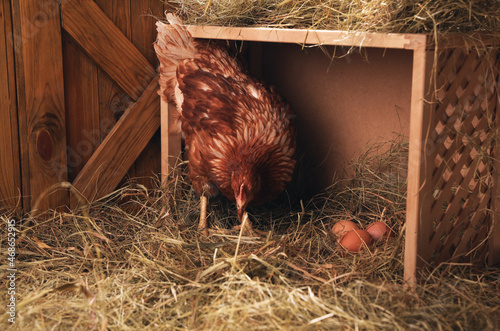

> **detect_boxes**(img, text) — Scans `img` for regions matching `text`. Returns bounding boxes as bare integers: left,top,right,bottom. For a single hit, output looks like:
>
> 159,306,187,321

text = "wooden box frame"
160,26,500,283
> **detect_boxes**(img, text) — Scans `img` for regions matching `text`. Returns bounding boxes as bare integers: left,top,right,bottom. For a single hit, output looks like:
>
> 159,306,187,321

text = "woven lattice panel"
425,48,499,265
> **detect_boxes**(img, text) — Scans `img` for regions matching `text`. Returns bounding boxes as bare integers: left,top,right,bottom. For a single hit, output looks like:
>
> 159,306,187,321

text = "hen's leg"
198,195,209,236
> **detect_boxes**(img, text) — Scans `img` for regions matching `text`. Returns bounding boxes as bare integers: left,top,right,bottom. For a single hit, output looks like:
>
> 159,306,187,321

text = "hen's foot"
198,195,209,236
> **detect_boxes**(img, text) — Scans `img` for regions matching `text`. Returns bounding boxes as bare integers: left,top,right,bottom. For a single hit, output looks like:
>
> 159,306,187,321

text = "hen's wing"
176,44,265,136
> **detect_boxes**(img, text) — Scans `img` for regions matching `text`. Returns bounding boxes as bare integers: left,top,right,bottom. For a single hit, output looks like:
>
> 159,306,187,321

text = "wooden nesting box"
160,26,500,283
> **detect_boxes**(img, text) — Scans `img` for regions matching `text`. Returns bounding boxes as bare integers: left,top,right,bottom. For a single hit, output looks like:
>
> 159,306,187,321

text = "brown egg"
331,220,359,238
338,229,374,252
366,221,394,241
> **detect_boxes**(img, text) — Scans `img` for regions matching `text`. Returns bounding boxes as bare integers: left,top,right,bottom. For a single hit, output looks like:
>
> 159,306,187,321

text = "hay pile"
170,0,500,36
2,140,499,330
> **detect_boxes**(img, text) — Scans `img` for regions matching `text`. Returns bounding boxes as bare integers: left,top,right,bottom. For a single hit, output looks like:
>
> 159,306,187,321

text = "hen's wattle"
155,14,296,233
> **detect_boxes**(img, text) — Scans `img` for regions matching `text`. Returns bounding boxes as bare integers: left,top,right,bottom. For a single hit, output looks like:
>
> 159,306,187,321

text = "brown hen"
154,14,296,234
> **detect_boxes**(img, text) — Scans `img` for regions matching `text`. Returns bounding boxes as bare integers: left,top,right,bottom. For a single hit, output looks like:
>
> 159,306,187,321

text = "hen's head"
231,169,261,220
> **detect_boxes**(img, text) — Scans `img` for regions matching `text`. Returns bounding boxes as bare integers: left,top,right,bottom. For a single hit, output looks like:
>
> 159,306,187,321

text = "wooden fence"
1,0,170,210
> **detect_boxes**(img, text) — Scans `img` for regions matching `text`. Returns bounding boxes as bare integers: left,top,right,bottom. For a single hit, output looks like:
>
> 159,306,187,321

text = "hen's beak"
236,183,247,221
236,197,247,221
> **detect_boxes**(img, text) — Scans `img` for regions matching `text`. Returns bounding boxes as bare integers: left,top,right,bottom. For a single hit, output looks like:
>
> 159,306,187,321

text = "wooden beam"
13,0,68,210
187,26,496,50
70,75,160,207
0,0,21,208
187,25,427,50
404,41,435,285
61,0,156,100
161,100,182,184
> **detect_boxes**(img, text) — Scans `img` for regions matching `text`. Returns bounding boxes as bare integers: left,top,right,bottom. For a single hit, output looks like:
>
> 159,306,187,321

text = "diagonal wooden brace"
70,75,160,208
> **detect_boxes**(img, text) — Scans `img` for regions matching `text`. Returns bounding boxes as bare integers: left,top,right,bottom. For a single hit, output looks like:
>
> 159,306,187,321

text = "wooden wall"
1,0,167,210
63,0,164,185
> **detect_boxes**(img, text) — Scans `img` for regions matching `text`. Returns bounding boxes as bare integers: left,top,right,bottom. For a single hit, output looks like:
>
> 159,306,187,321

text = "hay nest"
2,139,499,330
170,0,500,37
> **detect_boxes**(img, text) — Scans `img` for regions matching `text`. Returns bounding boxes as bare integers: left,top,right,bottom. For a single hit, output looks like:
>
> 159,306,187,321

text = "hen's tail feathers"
154,13,196,103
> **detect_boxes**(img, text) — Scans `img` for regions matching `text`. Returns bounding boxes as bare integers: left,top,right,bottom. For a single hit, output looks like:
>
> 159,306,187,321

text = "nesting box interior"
259,43,413,194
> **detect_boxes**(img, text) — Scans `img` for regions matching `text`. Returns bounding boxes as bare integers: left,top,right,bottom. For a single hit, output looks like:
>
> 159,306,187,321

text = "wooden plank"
404,41,435,285
13,0,68,210
131,0,164,186
131,0,163,65
63,35,99,182
187,25,427,50
61,0,156,100
187,26,496,50
0,0,21,208
71,75,160,207
161,100,182,184
94,0,131,39
9,0,29,209
94,0,135,181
